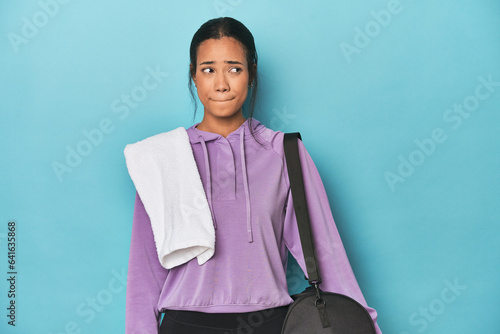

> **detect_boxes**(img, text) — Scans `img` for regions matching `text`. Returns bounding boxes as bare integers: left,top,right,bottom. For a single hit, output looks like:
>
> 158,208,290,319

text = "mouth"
211,98,235,102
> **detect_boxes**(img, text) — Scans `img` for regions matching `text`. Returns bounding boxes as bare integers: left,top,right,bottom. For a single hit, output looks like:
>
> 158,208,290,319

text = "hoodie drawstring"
198,135,217,229
240,128,253,243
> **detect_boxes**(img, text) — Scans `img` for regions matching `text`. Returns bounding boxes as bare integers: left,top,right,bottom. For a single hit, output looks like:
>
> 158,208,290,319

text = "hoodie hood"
186,117,268,243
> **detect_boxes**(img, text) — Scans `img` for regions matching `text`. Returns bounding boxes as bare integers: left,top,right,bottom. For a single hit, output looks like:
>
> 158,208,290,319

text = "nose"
214,72,229,92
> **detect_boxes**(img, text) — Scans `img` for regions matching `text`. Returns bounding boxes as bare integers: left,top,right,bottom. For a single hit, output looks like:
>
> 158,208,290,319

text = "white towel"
124,127,215,269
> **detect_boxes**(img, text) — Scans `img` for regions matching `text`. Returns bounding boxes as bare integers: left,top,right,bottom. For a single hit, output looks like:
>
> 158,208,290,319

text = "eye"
229,67,242,73
201,68,213,74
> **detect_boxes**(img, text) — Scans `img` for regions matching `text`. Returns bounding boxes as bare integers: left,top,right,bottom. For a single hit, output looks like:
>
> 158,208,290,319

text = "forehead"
197,37,247,64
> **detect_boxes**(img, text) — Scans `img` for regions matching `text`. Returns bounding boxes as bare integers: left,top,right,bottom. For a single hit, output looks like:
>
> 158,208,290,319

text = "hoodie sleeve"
126,192,169,334
282,139,382,334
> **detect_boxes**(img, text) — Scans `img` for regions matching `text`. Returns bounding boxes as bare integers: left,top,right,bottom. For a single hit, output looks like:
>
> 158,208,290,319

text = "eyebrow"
199,60,244,66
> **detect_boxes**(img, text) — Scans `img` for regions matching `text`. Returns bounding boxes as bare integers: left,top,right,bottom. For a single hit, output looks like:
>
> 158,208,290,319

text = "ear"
249,63,257,84
189,63,196,84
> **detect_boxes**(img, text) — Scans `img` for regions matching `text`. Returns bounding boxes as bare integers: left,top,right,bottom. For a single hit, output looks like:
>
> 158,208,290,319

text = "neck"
196,112,247,138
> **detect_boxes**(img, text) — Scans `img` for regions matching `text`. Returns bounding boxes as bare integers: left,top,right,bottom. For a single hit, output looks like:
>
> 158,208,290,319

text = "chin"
213,112,241,119
208,106,242,118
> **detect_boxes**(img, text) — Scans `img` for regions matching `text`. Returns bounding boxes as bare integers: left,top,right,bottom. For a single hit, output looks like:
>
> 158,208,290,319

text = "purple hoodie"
125,117,381,333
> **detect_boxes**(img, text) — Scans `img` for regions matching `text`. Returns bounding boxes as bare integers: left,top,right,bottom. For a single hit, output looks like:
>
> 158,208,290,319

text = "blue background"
1,0,499,333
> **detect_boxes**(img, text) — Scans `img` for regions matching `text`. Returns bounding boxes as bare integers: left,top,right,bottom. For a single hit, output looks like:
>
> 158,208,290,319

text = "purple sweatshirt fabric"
125,117,381,333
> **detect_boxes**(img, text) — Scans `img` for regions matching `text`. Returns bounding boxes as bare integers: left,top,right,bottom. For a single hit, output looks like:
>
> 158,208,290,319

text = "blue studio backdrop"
1,1,499,333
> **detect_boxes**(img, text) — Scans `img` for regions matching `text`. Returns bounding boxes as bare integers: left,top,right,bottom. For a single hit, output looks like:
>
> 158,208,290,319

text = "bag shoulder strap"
283,132,322,285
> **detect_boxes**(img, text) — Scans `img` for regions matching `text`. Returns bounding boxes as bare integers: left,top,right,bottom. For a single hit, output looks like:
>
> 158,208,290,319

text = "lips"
211,98,235,102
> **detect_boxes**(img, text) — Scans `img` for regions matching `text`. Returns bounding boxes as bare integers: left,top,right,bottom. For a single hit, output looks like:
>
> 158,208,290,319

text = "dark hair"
188,17,259,137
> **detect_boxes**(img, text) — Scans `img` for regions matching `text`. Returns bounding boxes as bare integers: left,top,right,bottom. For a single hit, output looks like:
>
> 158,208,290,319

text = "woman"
125,17,381,333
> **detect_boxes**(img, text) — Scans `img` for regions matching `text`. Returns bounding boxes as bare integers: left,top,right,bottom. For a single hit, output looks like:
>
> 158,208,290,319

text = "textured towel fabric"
124,127,215,269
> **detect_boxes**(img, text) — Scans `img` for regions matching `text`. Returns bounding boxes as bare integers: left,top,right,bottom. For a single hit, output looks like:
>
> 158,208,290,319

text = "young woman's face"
192,37,250,120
